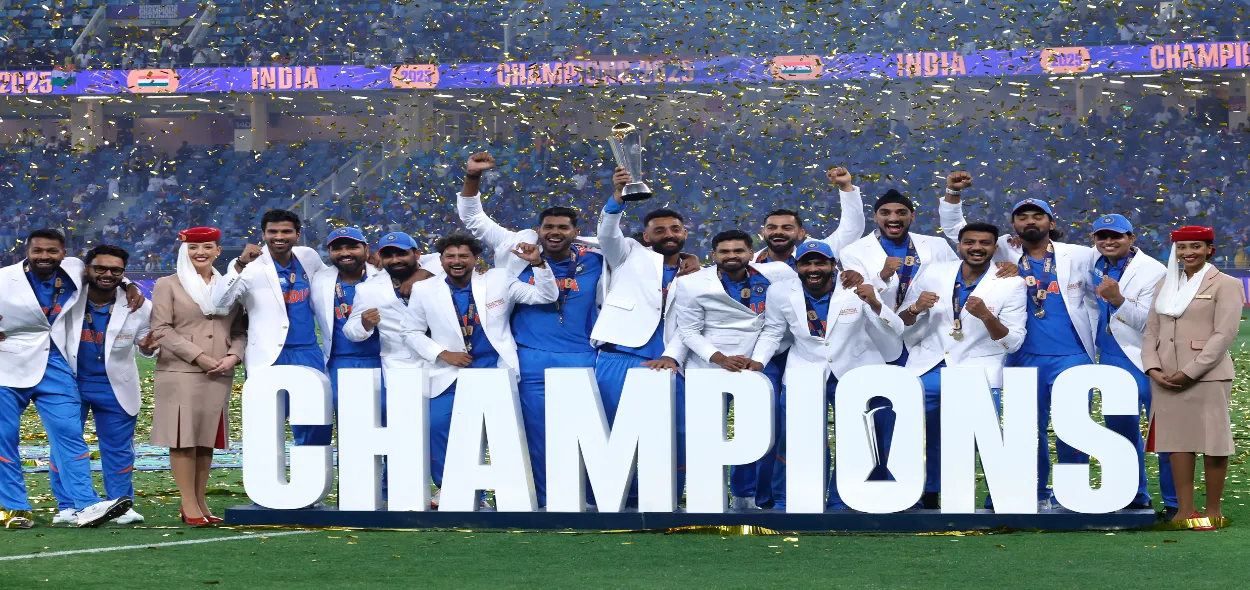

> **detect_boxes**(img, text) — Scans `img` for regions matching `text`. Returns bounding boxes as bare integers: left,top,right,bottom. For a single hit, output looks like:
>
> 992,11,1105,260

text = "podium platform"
224,505,1158,532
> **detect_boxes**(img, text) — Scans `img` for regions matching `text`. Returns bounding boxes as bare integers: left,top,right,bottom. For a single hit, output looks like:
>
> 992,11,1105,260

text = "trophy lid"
610,122,637,140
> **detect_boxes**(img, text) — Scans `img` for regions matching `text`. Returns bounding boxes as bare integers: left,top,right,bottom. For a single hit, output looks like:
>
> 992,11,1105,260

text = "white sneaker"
730,496,759,510
52,508,79,525
113,508,144,525
76,497,132,528
430,489,440,509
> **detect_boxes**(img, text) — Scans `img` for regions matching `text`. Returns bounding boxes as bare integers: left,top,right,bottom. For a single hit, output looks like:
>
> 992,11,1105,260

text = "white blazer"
589,203,689,363
457,191,602,287
937,198,1022,263
1085,249,1167,371
673,262,794,370
64,290,154,415
0,258,86,388
753,186,866,261
309,263,387,361
212,246,327,372
405,267,559,397
899,261,1027,388
751,279,904,381
838,231,960,312
343,269,428,372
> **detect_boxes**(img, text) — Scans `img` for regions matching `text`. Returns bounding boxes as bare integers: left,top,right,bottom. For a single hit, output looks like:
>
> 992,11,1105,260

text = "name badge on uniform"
1196,294,1213,299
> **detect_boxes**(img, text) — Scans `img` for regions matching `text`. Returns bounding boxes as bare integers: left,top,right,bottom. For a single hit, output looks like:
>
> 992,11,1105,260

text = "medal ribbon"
550,249,578,323
950,268,984,338
1019,242,1057,317
85,301,112,365
26,264,68,320
719,268,769,313
803,272,836,338
875,231,920,309
452,287,478,352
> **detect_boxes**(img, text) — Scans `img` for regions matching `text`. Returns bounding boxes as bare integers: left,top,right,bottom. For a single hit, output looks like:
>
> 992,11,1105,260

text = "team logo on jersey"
753,285,766,295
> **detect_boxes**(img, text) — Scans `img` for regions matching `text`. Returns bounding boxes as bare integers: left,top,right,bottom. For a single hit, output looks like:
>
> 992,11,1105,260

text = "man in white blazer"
754,167,865,267
0,230,134,528
212,209,328,445
344,231,441,374
751,240,903,510
50,245,159,525
457,153,607,506
673,230,791,510
1087,214,1172,514
404,233,556,498
898,223,1027,509
592,167,695,505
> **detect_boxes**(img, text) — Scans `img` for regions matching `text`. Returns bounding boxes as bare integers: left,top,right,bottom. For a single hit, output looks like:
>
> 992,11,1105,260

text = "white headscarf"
1153,243,1212,318
176,242,232,317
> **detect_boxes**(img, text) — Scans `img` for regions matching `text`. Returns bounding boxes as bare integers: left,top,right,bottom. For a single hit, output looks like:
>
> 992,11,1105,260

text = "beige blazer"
150,275,247,373
1142,269,1244,382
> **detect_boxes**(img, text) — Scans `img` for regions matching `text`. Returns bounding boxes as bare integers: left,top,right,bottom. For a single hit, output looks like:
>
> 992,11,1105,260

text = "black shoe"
1127,501,1153,510
921,492,939,510
1162,506,1179,521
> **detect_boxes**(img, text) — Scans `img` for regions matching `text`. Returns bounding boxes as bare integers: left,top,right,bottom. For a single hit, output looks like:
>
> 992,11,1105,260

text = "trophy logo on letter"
608,122,653,201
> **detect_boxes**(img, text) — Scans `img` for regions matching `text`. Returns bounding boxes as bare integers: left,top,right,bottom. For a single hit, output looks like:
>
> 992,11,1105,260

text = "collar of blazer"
1196,266,1223,295
6,261,48,323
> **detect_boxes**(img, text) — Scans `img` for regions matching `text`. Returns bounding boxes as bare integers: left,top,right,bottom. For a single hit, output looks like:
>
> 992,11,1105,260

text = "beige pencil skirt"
1147,380,1235,456
150,370,232,449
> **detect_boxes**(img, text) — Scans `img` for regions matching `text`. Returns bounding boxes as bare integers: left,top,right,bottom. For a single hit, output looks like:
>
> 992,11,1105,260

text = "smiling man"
898,223,1026,509
1086,214,1170,515
404,232,556,505
213,209,328,446
754,166,865,267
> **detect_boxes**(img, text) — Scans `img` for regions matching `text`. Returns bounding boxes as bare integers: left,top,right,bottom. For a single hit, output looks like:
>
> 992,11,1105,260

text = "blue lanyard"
1096,248,1136,334
803,275,835,338
1019,242,1056,319
877,231,920,308
549,249,578,324
951,268,983,338
27,265,67,320
451,283,478,352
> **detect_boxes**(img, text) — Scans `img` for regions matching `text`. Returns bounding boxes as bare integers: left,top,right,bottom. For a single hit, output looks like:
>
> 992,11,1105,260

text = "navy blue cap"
796,240,835,260
326,226,366,246
1091,214,1133,235
377,232,418,252
1011,198,1054,217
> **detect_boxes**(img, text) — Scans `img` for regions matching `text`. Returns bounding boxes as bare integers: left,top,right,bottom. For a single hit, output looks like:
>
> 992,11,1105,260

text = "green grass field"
2,314,1249,587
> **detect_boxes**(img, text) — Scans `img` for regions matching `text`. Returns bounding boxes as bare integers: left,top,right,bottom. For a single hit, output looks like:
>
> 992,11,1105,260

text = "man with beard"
591,167,695,506
672,230,792,510
307,227,379,446
750,241,903,510
405,232,556,504
344,232,440,384
0,230,140,528
1087,214,1170,515
754,167,865,267
213,209,329,445
50,245,161,525
456,152,605,507
898,223,1027,509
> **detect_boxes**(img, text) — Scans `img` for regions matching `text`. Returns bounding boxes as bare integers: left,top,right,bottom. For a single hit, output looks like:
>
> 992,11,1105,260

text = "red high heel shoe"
204,513,224,524
180,508,211,526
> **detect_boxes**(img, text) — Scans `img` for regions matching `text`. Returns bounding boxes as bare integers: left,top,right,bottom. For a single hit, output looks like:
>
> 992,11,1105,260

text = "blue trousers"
1008,351,1144,502
594,349,686,507
50,380,137,510
1101,352,1174,508
274,344,327,446
729,352,784,506
0,355,102,511
517,345,598,506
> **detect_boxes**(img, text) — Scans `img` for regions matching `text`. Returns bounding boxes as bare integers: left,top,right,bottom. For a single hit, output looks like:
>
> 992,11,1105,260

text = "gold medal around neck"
807,310,819,321
951,318,964,341
741,287,751,300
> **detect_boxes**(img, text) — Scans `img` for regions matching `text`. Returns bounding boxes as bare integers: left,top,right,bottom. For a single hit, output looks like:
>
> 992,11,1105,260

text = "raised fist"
947,171,972,191
855,283,879,307
511,242,543,266
361,308,381,331
238,244,263,266
466,152,496,176
964,295,991,320
880,256,904,281
826,167,854,191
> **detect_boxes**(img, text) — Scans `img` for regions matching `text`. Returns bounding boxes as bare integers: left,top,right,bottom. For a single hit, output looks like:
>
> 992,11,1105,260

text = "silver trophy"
607,122,653,201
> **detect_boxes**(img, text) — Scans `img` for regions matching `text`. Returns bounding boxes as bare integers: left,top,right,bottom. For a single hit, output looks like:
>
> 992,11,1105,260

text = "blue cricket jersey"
1094,257,1129,359
804,289,831,337
330,276,382,359
449,279,499,368
512,247,603,353
76,301,112,383
26,266,78,360
275,256,318,347
1018,255,1087,357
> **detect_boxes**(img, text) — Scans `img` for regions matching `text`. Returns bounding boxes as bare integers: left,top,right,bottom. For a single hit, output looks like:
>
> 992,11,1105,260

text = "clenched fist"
1096,276,1125,307
361,308,381,331
236,244,262,271
947,171,972,191
855,283,882,313
964,295,992,320
912,291,940,312
826,167,854,191
466,152,495,176
880,256,904,281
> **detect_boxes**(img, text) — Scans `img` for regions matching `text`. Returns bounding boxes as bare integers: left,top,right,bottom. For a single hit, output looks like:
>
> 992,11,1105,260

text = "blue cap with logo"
377,232,418,252
1091,213,1133,235
796,240,835,261
326,226,366,246
1011,198,1054,217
